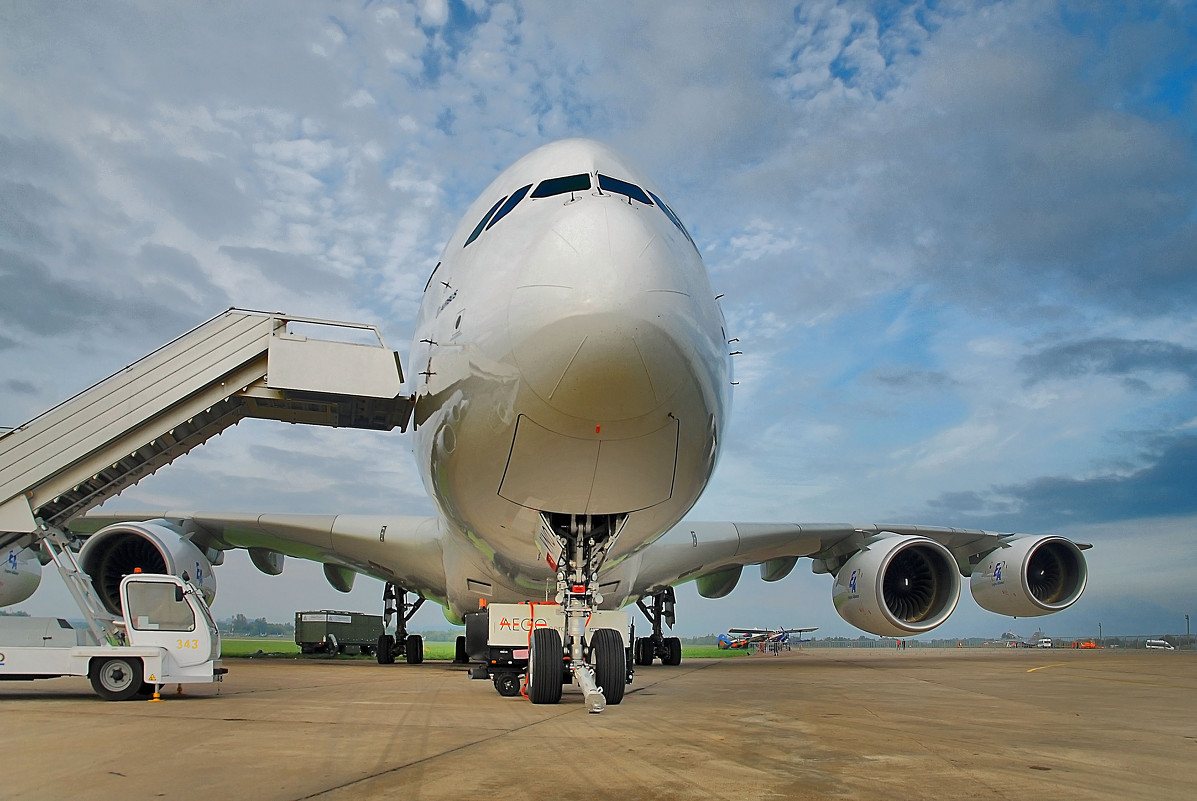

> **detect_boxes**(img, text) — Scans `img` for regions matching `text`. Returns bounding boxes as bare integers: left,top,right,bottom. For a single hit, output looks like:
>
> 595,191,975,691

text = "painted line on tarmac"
1026,663,1068,673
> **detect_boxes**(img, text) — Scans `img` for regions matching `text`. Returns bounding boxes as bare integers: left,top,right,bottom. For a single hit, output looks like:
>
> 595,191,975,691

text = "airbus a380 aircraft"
4,139,1089,708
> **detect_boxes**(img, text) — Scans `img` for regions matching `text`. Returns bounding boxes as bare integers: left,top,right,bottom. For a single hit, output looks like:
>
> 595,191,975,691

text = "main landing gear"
525,512,629,713
376,582,425,665
633,587,682,666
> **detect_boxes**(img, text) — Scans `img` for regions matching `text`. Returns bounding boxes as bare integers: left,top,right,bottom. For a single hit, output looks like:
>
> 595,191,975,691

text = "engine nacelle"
1,546,42,606
971,535,1087,617
833,536,961,637
78,520,217,615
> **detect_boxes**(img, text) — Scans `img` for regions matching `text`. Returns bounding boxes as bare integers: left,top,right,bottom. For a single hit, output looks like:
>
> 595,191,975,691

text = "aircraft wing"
629,520,1089,599
69,510,448,601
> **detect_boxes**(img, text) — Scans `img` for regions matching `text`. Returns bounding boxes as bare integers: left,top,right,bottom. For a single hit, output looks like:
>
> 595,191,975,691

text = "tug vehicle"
0,532,224,700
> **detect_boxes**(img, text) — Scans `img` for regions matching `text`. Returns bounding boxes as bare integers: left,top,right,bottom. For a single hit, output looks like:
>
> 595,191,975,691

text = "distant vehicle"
1070,640,1097,649
717,627,818,652
1145,639,1175,650
294,611,384,657
1037,638,1053,648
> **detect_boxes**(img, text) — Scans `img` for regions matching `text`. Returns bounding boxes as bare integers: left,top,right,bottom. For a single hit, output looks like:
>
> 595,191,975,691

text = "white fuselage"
409,140,730,618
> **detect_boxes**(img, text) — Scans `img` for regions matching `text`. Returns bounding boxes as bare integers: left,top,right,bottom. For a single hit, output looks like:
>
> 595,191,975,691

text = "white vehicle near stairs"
0,532,225,701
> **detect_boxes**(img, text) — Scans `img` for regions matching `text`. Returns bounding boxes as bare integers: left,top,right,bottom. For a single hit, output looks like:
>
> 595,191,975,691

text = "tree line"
220,613,294,637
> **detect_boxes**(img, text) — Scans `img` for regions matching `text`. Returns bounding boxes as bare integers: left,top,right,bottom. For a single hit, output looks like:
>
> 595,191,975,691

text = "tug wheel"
493,672,521,697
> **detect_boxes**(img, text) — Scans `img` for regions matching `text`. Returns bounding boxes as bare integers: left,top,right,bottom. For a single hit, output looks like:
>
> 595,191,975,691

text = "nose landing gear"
536,512,628,713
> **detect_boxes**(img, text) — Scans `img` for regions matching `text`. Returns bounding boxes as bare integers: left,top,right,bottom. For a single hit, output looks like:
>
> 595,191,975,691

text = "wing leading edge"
633,520,1089,592
621,520,1090,637
70,510,448,605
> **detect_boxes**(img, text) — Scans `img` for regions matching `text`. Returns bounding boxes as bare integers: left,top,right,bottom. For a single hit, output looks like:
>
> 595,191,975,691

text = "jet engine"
1,546,42,606
78,520,217,615
970,535,1087,617
832,535,961,637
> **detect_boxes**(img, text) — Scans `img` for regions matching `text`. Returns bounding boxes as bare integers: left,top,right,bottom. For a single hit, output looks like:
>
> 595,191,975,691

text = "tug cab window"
486,184,533,230
531,173,591,198
126,581,196,632
598,174,652,205
464,195,508,247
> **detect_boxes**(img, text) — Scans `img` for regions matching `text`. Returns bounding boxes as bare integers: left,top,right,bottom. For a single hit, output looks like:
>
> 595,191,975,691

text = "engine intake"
1,546,42,607
78,520,217,615
833,535,961,637
971,535,1087,617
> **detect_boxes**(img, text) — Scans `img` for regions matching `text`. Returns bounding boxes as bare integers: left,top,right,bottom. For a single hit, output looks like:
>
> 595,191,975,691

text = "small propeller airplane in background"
717,627,819,653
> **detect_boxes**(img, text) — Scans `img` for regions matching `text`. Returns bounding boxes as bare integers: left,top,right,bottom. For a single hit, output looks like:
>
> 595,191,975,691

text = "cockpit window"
464,195,508,247
598,174,652,205
486,184,532,230
423,261,441,292
646,189,695,244
531,173,591,198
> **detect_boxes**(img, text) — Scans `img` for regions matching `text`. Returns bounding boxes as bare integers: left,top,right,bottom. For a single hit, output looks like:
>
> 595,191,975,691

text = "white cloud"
418,0,450,28
728,220,800,264
345,88,376,108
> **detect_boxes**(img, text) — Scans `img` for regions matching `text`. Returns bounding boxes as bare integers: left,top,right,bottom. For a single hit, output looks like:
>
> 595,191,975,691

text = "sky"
2,0,1195,640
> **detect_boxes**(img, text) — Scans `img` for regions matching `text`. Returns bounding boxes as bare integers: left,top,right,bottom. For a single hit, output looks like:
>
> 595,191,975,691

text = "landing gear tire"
377,634,395,664
634,637,653,666
493,672,521,697
527,627,563,704
454,635,469,664
90,657,143,701
405,634,424,664
665,636,682,666
590,628,626,705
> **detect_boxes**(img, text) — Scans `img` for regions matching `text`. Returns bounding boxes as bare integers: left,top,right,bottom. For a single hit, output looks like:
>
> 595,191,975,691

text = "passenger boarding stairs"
0,309,412,551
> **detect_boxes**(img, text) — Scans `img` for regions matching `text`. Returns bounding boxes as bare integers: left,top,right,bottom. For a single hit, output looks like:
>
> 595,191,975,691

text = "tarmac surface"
2,647,1194,800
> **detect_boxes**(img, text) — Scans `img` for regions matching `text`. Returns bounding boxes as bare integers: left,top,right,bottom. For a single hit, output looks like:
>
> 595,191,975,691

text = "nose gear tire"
528,627,564,704
590,628,626,705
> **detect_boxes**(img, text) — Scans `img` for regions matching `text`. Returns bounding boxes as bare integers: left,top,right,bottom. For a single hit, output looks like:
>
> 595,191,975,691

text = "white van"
1037,638,1053,648
1145,639,1175,650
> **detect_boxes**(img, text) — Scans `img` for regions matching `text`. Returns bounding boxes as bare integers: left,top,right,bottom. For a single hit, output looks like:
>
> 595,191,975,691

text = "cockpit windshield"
598,173,652,205
531,173,591,198
646,189,695,244
463,172,694,252
464,195,508,247
486,184,532,230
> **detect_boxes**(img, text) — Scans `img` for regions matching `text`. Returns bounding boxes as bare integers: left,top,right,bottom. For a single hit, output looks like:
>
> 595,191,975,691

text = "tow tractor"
0,529,225,700
464,602,633,707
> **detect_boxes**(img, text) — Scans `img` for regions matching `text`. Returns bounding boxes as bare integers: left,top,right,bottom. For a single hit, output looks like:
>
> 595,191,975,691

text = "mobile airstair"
0,309,412,551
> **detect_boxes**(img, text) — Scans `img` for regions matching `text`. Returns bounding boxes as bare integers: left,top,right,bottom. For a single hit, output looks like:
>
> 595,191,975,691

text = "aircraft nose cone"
511,309,686,421
509,204,691,421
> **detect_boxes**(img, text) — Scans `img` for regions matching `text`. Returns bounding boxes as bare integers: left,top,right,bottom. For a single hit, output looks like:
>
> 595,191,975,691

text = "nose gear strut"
536,512,627,713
